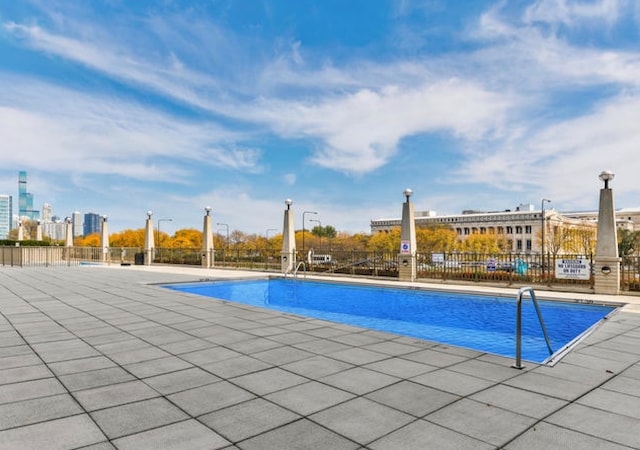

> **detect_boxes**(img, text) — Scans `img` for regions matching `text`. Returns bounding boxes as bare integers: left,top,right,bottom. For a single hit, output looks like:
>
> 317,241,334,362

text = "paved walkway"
1,265,639,449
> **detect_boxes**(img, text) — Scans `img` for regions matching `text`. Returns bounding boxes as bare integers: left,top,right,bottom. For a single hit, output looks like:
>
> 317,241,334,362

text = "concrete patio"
1,265,639,449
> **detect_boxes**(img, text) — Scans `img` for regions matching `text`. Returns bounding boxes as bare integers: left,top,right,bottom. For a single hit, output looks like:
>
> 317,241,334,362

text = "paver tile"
124,356,193,378
237,418,358,450
168,381,255,416
0,378,64,404
73,380,159,412
427,398,539,447
282,355,354,378
251,346,314,365
0,414,105,449
60,366,135,392
320,366,399,395
369,419,493,450
0,393,82,431
310,397,414,445
0,364,52,385
411,368,495,396
505,421,631,450
200,398,301,442
202,355,272,379
231,367,307,395
112,419,229,450
366,380,460,417
48,356,116,376
265,381,355,415
144,367,220,394
326,347,389,365
90,397,189,439
470,384,567,419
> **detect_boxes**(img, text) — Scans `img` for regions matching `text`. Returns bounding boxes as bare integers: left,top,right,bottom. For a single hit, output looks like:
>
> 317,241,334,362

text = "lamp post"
302,211,318,254
310,219,322,248
157,218,172,263
541,198,551,278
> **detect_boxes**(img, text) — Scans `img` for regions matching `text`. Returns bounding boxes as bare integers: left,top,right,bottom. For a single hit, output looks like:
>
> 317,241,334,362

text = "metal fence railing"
3,246,638,292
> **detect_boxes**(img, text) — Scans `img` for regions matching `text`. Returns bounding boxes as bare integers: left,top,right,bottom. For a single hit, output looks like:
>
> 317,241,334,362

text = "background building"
370,203,606,255
18,171,39,220
83,213,101,237
0,195,12,239
72,212,83,237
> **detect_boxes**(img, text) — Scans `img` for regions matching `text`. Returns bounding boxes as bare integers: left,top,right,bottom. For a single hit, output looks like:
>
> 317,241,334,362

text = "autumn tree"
618,229,640,257
75,233,100,247
169,228,202,249
416,226,459,253
367,228,400,253
460,233,509,253
109,229,145,247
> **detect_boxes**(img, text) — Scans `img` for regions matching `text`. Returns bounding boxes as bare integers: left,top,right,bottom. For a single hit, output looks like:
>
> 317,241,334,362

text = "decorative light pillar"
36,220,43,241
17,221,24,241
281,199,296,273
594,171,620,294
100,215,109,262
64,217,73,247
202,206,214,268
398,188,417,282
144,211,155,266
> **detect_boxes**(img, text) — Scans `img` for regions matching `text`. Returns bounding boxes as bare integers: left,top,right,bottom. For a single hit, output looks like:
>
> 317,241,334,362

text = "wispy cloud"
0,74,259,180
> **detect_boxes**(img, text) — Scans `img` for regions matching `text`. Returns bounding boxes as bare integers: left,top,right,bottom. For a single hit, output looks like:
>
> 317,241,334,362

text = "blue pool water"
163,278,616,363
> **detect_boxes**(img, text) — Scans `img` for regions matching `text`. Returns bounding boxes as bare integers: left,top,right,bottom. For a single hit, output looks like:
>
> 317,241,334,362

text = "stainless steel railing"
512,286,554,369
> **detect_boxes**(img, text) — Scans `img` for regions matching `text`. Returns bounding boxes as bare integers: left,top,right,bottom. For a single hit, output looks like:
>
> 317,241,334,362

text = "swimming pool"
163,278,617,363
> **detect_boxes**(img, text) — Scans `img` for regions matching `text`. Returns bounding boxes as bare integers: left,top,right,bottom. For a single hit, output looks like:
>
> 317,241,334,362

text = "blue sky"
1,0,639,235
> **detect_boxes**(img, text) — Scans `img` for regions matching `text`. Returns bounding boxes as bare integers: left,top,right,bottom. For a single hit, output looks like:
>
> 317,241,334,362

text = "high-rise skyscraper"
72,212,83,237
83,213,101,236
18,171,39,220
0,194,12,239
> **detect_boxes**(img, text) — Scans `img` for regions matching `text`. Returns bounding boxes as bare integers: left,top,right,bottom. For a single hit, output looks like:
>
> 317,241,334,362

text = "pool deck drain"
0,265,638,449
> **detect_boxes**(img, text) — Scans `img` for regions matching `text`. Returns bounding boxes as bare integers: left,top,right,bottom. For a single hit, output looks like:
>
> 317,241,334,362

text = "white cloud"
0,75,259,180
524,0,622,27
252,79,512,173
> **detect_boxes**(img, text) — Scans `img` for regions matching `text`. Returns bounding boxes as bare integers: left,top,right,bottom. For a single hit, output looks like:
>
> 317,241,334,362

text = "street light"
157,218,172,263
599,170,614,188
302,210,318,253
541,198,551,278
310,219,322,248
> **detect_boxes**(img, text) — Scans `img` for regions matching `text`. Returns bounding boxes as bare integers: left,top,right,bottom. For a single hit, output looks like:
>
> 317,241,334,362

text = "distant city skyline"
1,1,639,235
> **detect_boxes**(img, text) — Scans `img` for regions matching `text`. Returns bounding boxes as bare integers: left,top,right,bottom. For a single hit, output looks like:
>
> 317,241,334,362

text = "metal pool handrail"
512,286,554,369
294,261,306,278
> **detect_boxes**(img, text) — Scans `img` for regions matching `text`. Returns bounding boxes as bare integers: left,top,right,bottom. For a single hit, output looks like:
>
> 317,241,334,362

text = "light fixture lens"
599,170,614,182
403,188,413,198
285,199,293,206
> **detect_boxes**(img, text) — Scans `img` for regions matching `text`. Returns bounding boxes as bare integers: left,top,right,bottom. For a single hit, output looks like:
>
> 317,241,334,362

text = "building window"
480,227,486,234
516,226,523,234
464,227,470,235
497,227,504,234
472,227,478,234
488,227,495,234
456,228,462,235
525,225,532,234
506,226,513,234
516,239,523,251
526,239,532,251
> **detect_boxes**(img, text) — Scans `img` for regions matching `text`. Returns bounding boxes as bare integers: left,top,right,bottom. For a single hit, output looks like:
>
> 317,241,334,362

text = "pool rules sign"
555,258,590,280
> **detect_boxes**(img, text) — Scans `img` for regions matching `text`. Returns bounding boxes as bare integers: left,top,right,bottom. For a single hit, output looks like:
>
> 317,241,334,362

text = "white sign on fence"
555,258,590,280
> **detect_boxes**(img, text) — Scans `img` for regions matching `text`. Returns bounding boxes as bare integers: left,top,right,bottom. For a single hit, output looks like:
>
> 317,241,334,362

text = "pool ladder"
512,287,554,369
293,262,306,279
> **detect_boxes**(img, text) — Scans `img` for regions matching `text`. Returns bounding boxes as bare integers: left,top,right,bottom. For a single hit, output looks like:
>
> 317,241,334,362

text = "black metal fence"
4,245,639,292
